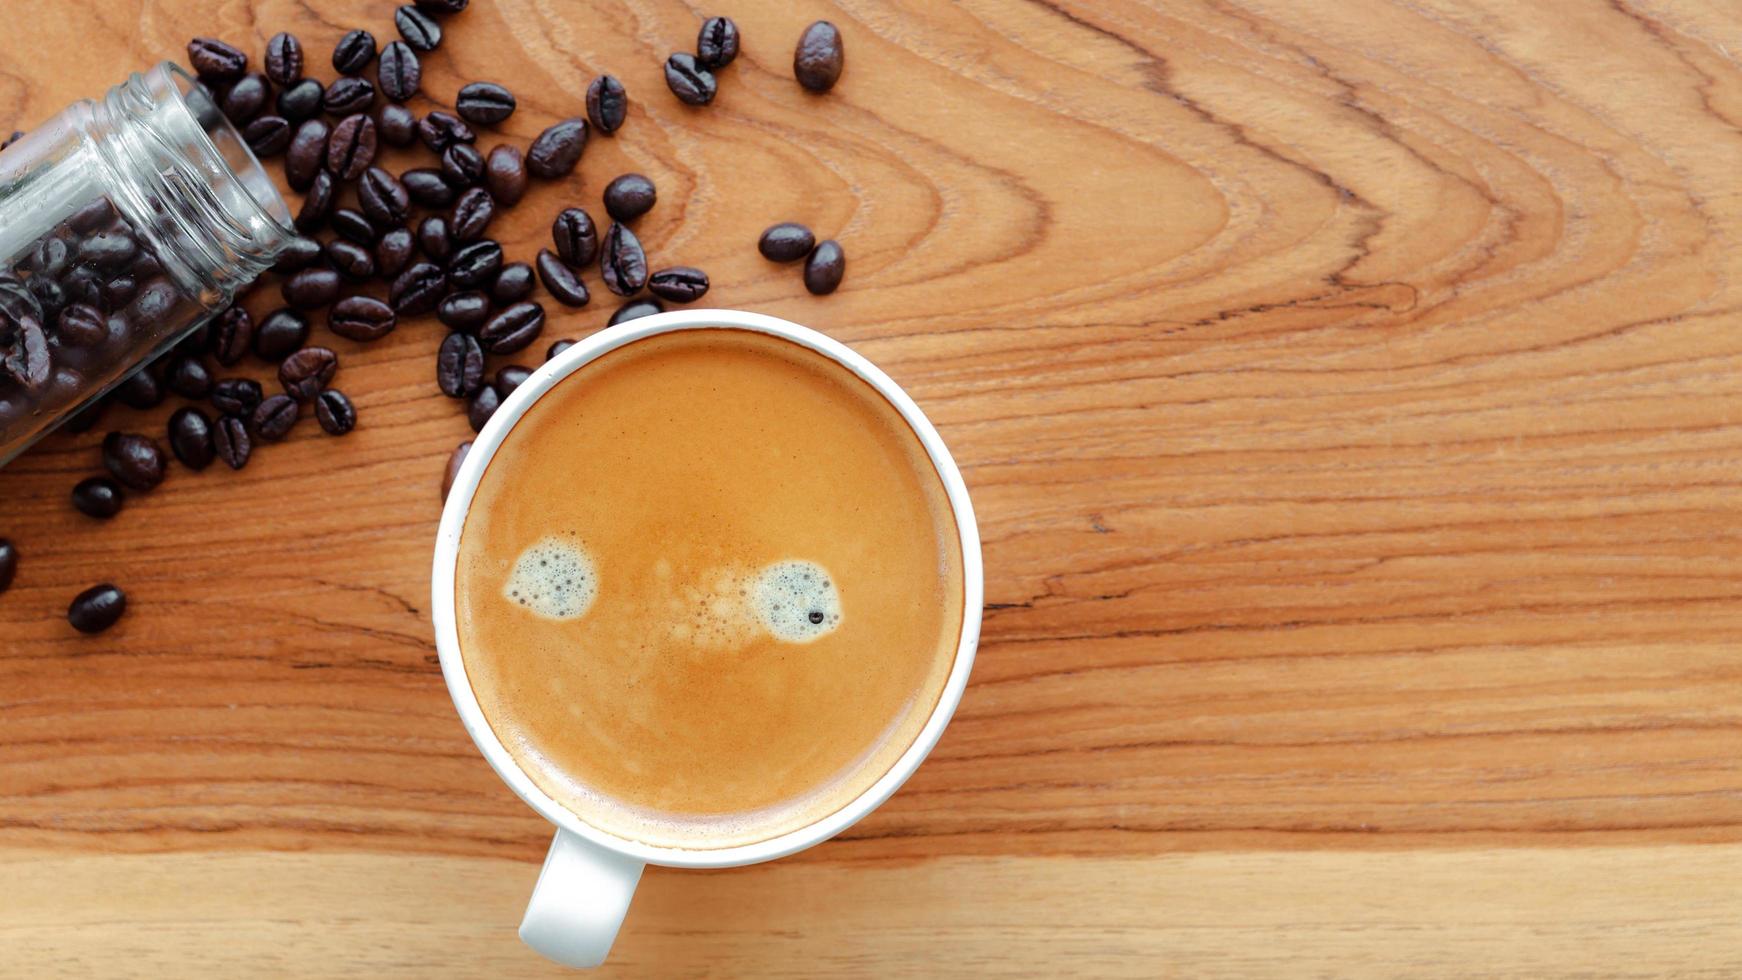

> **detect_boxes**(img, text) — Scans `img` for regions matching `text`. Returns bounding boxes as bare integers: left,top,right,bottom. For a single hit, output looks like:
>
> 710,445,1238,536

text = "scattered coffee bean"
359,167,411,228
603,173,656,223
102,432,166,491
418,0,468,12
479,302,545,354
376,227,415,278
252,393,300,441
333,29,378,75
278,78,325,121
188,38,248,82
243,115,292,157
698,16,741,70
403,168,458,208
113,369,164,410
396,4,443,52
600,223,648,296
71,476,124,519
494,364,531,398
378,103,419,146
545,339,574,362
208,307,253,366
331,208,378,246
447,239,504,289
0,538,14,592
535,250,590,308
437,332,485,397
211,378,264,417
804,239,846,295
295,170,335,232
390,261,448,316
664,52,717,106
442,143,486,187
467,385,499,432
449,188,495,243
795,21,845,92
168,406,215,470
586,75,627,134
255,309,311,360
456,81,515,126
491,262,535,304
327,114,378,180
329,296,397,342
437,291,491,332
325,238,376,280
165,356,213,399
377,41,422,103
552,208,598,266
323,75,376,117
527,118,588,179
758,223,818,265
285,118,330,191
282,267,342,310
213,415,252,469
315,388,357,435
485,144,528,205
419,110,475,153
441,440,471,501
265,32,305,86
417,215,455,262
648,266,710,303
68,584,126,634
609,298,665,325
221,73,271,124
57,304,107,349
279,347,338,401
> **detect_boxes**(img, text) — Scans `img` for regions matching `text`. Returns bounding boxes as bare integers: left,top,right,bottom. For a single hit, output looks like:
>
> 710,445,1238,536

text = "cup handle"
519,828,646,968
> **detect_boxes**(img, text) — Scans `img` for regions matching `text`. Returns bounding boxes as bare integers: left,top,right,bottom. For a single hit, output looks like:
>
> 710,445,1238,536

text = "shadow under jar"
0,62,295,464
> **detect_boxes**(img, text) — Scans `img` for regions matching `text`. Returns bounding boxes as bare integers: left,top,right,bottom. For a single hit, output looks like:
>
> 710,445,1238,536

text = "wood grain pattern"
3,0,1742,974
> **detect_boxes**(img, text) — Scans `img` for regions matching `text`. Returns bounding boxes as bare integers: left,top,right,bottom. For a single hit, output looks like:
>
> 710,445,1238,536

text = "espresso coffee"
454,328,964,849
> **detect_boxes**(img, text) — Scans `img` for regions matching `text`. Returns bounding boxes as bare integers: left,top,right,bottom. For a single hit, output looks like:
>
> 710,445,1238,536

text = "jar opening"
157,63,295,239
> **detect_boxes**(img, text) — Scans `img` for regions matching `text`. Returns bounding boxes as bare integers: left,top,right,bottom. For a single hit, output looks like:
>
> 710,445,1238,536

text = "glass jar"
0,62,294,465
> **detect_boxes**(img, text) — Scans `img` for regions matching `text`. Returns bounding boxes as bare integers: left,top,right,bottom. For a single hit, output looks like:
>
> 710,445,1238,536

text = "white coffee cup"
431,309,984,968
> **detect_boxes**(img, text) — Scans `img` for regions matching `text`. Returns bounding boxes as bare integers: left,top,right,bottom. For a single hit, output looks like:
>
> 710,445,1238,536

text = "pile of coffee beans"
0,5,853,634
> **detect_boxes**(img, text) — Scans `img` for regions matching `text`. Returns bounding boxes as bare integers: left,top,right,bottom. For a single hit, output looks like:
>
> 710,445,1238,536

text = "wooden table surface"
5,0,1742,975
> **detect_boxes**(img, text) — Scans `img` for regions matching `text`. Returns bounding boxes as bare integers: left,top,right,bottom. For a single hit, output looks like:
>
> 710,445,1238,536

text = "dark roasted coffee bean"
418,0,468,12
599,223,648,296
535,250,590,308
209,306,254,365
441,440,471,501
28,277,66,321
402,168,457,208
0,276,42,322
396,5,443,52
437,332,485,397
609,298,664,325
295,170,334,232
252,393,300,441
418,111,475,153
255,309,310,360
213,414,252,469
265,32,305,85
188,38,248,82
315,388,357,435
378,103,418,146
603,173,656,223
648,265,709,303
456,81,515,125
479,301,545,354
221,74,271,124
697,17,741,70
243,115,292,156
279,346,338,401
795,21,845,92
359,167,411,227
664,52,717,106
68,198,116,234
484,144,527,205
545,338,574,362
467,385,499,432
0,539,14,592
60,268,104,311
449,187,494,242
68,584,126,635
167,406,215,470
3,317,51,391
323,75,376,116
448,240,503,289
124,279,177,333
552,208,598,266
285,118,330,191
527,118,588,179
57,303,107,348
72,476,124,519
326,113,377,180
376,227,415,278
329,296,397,342
79,229,138,270
211,377,263,417
437,291,490,332
585,74,627,134
333,30,377,74
758,221,815,261
441,142,486,187
325,238,376,280
491,262,535,305
417,216,454,263
277,78,325,121
31,236,71,277
331,208,378,246
283,268,341,310
494,364,531,398
102,431,166,491
377,40,422,103
181,320,214,357
113,368,163,410
165,356,213,399
804,239,846,295
390,262,447,316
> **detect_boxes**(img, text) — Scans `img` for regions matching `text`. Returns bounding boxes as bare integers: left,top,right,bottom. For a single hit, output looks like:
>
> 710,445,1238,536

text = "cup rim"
430,308,984,869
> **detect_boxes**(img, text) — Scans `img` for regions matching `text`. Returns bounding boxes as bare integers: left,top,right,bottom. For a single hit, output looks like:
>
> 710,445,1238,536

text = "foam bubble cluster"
752,560,843,643
503,535,599,621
